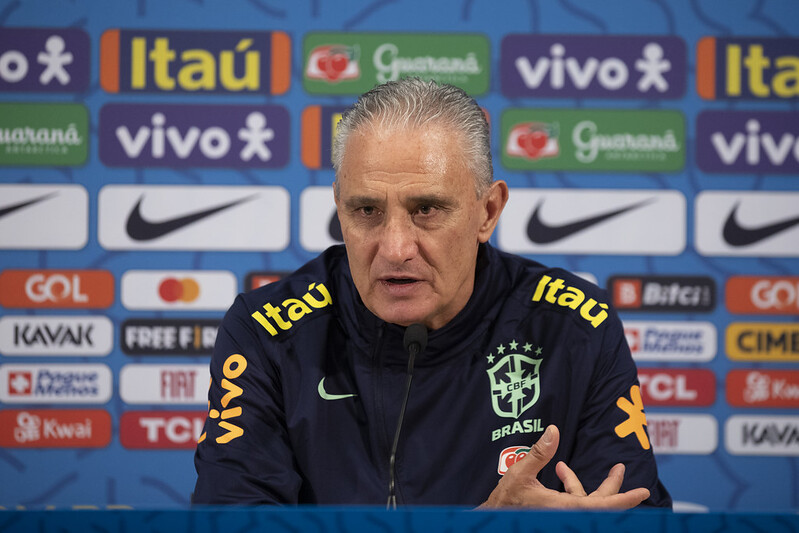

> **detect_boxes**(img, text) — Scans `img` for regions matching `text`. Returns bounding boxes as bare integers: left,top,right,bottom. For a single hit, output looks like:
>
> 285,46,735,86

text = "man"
193,78,671,508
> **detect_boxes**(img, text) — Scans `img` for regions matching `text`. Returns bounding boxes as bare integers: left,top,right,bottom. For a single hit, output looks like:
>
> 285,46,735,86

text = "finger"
555,461,587,496
555,488,651,511
590,463,626,497
511,425,559,478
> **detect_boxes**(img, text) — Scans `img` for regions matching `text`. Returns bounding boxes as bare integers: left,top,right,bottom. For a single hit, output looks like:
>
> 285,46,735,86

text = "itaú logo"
158,277,200,303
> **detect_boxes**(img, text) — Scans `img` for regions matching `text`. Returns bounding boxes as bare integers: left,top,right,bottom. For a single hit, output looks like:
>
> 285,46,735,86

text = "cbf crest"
486,340,542,419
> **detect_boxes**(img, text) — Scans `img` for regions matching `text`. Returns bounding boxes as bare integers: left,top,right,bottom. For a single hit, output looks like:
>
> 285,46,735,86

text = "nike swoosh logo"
126,194,257,241
526,198,654,244
723,202,799,247
318,377,357,401
0,192,58,220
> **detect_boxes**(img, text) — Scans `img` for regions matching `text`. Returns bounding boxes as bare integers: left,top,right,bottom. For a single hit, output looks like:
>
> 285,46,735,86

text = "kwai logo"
121,319,220,356
697,37,799,100
99,103,289,168
501,109,684,172
100,29,290,94
0,103,88,166
501,34,686,99
726,276,799,315
486,340,542,419
0,28,89,92
301,105,346,169
305,45,360,82
0,315,113,357
696,111,798,173
0,364,113,404
0,409,111,448
695,191,799,257
727,370,799,408
303,33,489,95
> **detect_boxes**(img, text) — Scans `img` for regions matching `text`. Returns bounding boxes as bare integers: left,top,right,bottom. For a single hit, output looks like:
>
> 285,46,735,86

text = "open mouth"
386,278,417,285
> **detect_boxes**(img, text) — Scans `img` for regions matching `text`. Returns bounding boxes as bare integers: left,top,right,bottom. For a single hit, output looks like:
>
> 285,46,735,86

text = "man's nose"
377,213,418,264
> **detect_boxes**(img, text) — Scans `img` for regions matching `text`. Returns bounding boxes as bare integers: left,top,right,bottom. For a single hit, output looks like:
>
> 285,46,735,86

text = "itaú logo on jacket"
250,282,332,337
531,274,608,328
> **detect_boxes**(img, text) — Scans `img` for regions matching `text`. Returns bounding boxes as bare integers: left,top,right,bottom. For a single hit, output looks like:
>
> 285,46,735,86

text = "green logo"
486,340,542,419
501,108,685,172
0,103,88,166
303,33,489,95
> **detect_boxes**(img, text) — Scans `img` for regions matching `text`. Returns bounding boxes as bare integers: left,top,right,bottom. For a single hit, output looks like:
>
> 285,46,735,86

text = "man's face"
335,123,507,330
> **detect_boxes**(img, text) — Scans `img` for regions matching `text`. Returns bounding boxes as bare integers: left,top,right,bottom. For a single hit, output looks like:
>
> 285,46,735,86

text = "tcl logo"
637,368,715,406
0,270,114,308
727,276,799,315
120,411,205,449
497,445,530,475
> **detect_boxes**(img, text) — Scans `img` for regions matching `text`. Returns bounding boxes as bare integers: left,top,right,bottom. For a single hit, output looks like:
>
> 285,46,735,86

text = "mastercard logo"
158,278,200,303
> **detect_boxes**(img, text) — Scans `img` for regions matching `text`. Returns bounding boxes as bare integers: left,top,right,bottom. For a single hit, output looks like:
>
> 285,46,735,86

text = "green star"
535,346,543,355
497,344,506,355
523,343,532,352
509,340,518,350
487,353,495,364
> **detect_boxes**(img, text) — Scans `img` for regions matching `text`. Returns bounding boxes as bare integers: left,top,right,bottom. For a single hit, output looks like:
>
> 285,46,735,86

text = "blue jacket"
193,244,671,507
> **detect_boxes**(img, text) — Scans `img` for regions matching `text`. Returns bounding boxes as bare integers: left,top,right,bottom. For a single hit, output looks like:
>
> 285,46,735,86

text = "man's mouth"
385,278,417,285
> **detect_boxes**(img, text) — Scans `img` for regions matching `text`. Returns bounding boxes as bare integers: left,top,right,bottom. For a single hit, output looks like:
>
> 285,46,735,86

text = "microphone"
387,323,427,509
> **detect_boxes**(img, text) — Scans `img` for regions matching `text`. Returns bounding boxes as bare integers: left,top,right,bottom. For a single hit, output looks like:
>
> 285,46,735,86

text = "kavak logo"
696,111,798,173
0,315,113,357
486,340,542,419
100,29,290,94
303,33,489,95
726,276,799,315
98,185,289,251
608,275,715,312
0,269,113,308
121,270,236,311
300,186,341,252
119,364,209,405
0,409,111,448
697,37,799,100
0,28,89,92
0,103,88,166
301,105,345,169
646,414,718,455
501,109,685,172
0,364,113,404
726,323,799,362
726,415,799,456
245,272,288,291
99,104,289,168
0,185,87,249
500,34,686,99
623,320,717,362
696,191,799,257
121,319,219,355
637,368,715,407
498,189,685,255
727,370,799,408
120,411,206,449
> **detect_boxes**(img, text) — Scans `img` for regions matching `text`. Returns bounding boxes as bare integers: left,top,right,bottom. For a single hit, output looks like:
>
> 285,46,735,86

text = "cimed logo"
486,340,542,419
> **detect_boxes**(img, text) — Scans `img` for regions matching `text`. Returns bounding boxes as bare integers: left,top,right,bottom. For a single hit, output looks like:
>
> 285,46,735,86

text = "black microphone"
387,323,427,509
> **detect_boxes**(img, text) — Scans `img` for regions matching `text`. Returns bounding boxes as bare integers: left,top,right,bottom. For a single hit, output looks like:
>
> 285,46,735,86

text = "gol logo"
726,276,799,315
0,270,114,309
305,44,360,82
158,277,200,303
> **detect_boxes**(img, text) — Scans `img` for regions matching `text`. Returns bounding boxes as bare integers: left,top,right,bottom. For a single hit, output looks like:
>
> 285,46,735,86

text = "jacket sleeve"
193,294,301,505
562,309,672,508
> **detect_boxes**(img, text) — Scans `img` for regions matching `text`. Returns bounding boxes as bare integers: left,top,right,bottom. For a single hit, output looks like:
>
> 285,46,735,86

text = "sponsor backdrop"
0,0,797,513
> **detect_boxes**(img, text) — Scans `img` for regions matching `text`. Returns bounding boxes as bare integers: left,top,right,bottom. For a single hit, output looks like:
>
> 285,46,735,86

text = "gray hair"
332,77,493,197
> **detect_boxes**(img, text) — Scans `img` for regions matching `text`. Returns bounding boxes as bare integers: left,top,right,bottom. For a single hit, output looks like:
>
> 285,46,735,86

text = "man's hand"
478,425,650,510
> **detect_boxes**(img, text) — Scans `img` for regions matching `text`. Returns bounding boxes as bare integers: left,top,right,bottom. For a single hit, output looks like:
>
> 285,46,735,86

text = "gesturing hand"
478,425,650,510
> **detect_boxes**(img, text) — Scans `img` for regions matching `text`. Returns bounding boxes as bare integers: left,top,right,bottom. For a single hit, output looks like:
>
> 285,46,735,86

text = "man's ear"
477,180,509,243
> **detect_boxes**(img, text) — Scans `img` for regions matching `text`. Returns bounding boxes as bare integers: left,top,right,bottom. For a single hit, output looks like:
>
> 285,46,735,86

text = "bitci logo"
613,279,642,309
305,44,360,82
8,371,32,396
506,122,559,161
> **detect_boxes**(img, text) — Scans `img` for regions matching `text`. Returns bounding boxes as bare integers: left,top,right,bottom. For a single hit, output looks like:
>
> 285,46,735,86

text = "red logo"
306,44,360,82
727,370,799,408
0,409,111,448
245,271,286,291
8,372,32,396
158,277,200,303
506,122,559,160
637,368,715,406
0,270,114,309
497,445,531,475
120,411,206,449
612,278,642,309
726,276,799,315
625,328,641,352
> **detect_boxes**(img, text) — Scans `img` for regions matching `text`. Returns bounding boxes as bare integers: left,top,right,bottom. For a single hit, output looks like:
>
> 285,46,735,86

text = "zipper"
370,323,394,501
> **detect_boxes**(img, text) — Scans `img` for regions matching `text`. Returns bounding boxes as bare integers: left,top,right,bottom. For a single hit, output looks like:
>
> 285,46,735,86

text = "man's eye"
359,206,375,216
417,205,435,215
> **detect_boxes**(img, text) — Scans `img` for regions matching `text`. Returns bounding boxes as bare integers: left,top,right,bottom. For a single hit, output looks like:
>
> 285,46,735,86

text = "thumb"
513,424,560,477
